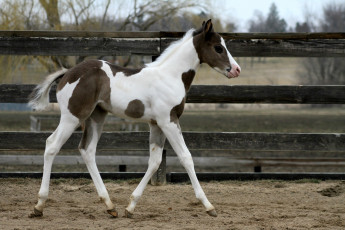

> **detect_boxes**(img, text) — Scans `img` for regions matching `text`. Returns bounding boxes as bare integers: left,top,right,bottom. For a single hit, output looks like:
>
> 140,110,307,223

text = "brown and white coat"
29,19,241,218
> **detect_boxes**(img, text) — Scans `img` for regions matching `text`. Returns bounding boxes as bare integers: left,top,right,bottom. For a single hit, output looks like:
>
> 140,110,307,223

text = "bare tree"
299,2,345,85
39,0,61,30
248,10,266,32
321,2,345,32
300,3,318,32
0,0,226,82
101,0,111,29
0,0,45,83
64,0,96,29
301,57,345,85
119,0,202,31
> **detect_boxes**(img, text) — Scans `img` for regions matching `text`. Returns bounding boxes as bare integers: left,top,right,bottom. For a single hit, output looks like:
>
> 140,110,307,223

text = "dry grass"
4,57,302,85
1,107,345,133
194,57,301,85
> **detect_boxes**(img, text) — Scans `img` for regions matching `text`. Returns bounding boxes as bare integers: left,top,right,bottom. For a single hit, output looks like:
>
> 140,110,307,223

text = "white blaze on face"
221,37,241,78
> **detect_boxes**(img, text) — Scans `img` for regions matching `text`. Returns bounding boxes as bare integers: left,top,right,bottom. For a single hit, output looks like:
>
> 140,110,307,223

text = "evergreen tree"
295,22,311,32
265,3,287,32
248,3,287,32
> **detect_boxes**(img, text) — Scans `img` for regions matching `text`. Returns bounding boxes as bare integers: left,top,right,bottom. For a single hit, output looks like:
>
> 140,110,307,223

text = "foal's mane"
146,29,195,68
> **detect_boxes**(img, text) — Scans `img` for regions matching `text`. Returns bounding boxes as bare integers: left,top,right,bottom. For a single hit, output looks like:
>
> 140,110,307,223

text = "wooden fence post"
151,149,167,186
119,165,127,172
254,165,262,173
152,56,158,62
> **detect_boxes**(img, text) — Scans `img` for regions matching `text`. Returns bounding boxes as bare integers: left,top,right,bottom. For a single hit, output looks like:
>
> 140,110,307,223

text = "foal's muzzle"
227,64,241,78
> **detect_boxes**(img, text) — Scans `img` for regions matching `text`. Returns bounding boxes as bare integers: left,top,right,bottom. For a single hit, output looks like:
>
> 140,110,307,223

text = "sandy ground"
0,178,345,230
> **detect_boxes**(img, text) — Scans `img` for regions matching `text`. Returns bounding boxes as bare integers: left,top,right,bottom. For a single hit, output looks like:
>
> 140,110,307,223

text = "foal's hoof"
124,209,133,218
107,208,118,218
206,209,218,217
28,208,43,218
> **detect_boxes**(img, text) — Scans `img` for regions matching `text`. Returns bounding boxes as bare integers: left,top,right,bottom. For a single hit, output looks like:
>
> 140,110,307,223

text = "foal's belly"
104,90,154,124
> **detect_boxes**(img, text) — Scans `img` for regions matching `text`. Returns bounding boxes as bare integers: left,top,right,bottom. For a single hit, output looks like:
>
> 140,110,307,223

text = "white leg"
160,120,217,217
125,123,166,217
78,108,117,217
30,115,79,217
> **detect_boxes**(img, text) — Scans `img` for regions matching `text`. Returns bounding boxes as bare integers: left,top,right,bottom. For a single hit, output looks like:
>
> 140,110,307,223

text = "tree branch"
101,0,111,29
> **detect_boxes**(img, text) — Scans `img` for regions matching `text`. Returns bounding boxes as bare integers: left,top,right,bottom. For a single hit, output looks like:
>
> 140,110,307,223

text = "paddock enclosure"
1,31,345,180
1,30,345,229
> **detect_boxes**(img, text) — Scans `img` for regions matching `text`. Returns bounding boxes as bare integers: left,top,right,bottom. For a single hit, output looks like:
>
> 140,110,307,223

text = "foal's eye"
214,45,223,54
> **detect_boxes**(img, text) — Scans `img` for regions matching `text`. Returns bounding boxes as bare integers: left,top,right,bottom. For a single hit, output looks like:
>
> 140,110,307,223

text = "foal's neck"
150,37,200,77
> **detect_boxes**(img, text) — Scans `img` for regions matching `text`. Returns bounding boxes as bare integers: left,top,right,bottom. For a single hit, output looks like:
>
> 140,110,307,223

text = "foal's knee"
44,135,60,157
44,144,59,158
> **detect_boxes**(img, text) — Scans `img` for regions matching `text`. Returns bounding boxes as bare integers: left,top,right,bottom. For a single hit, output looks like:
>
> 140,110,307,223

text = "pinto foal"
28,19,241,218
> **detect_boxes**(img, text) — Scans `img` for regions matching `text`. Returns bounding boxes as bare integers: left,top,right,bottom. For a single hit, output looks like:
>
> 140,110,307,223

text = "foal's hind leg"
125,123,166,217
78,107,117,217
29,115,79,218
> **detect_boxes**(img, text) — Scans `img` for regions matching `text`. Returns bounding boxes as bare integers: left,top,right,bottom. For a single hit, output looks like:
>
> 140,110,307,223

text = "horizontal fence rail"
1,84,345,104
1,32,345,180
0,31,344,57
2,155,345,167
1,132,344,152
1,172,345,181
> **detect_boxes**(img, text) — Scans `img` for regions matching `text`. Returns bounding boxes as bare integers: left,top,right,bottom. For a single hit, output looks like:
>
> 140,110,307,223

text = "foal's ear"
203,19,213,33
203,19,214,39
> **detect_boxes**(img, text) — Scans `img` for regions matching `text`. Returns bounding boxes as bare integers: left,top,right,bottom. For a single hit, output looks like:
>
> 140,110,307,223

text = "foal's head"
193,19,241,79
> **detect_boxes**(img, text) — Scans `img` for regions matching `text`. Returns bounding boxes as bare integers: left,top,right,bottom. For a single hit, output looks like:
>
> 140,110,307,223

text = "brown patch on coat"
182,69,195,92
169,70,195,124
57,60,102,91
79,106,107,150
150,119,157,125
57,60,111,120
170,98,185,123
67,67,111,120
125,99,145,118
107,62,142,77
57,59,143,121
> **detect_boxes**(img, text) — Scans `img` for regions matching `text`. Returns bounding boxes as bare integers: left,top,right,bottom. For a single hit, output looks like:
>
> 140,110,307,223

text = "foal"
29,19,241,218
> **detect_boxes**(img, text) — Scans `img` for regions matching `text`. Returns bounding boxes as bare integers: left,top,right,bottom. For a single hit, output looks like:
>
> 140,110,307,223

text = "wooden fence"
1,31,345,181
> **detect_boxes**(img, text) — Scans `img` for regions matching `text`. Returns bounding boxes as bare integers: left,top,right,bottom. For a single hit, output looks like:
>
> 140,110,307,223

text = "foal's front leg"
125,123,166,217
160,120,217,217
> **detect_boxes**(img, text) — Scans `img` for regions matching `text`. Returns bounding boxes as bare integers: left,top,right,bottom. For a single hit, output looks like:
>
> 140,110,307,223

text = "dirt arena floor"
0,178,345,230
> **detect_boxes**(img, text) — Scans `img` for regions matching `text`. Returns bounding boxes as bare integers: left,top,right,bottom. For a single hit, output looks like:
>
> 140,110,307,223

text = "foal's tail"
28,68,68,111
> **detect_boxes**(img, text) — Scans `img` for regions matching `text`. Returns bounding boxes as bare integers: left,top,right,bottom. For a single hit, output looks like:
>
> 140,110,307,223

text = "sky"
209,0,344,31
72,0,344,32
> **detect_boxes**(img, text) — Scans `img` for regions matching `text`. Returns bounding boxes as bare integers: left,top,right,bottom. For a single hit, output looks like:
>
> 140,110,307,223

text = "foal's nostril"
226,68,231,72
236,67,241,74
